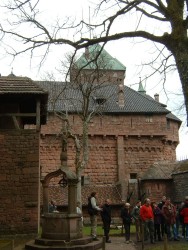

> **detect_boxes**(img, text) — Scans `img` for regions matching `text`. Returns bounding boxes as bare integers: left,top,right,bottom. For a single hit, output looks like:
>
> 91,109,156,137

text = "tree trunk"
76,119,89,203
76,170,82,204
172,43,188,125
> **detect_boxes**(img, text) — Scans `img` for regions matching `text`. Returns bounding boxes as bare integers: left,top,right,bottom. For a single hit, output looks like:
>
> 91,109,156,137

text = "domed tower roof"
76,44,126,71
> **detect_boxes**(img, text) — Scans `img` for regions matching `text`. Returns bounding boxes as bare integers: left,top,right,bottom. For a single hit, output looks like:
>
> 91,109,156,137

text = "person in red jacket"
140,198,155,244
180,196,188,241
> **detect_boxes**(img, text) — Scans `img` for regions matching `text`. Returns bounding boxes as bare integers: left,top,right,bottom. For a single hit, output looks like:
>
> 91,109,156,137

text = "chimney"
154,93,159,102
118,83,125,108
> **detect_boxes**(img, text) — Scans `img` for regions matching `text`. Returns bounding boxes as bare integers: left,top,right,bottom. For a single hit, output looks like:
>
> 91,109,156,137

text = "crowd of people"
47,193,188,245
87,192,188,244
138,196,188,244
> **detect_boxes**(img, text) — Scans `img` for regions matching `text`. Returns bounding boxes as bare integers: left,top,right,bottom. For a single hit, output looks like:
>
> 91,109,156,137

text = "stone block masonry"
39,113,178,204
0,130,40,235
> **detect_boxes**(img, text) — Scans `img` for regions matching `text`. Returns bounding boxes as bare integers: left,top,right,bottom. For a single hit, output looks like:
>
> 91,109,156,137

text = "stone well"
25,167,102,249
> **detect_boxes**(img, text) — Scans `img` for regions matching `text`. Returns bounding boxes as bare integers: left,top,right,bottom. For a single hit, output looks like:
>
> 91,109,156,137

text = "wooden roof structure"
0,74,48,129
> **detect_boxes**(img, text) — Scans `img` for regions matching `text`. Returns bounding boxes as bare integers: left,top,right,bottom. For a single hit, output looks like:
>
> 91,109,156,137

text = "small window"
146,115,153,123
81,176,90,186
96,97,106,105
81,176,84,186
130,173,137,179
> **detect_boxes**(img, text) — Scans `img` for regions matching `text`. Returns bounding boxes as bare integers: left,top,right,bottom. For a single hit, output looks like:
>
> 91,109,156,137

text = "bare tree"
42,48,119,203
1,0,188,124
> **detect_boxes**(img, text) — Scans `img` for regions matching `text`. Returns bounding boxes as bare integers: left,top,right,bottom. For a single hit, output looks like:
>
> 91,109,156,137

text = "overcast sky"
0,0,187,159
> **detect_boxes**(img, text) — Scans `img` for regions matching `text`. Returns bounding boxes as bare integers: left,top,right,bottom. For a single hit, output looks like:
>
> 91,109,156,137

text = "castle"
36,44,181,208
0,44,185,235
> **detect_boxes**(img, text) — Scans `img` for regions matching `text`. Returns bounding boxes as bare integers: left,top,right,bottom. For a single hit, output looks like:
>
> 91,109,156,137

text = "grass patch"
83,225,135,236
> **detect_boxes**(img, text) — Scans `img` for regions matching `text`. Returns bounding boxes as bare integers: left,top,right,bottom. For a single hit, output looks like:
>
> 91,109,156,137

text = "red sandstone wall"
83,135,117,184
40,113,179,142
40,135,117,184
39,113,178,202
40,135,62,177
123,137,176,179
0,130,40,235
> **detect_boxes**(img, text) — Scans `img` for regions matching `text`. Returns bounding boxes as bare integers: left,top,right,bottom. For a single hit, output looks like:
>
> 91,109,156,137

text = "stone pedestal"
41,213,82,240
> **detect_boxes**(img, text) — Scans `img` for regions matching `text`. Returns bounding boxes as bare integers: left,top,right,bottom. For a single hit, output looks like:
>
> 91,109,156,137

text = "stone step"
25,239,103,250
34,236,93,246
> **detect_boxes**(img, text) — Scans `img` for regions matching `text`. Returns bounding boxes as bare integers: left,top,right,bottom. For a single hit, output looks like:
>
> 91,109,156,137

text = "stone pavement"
104,237,138,250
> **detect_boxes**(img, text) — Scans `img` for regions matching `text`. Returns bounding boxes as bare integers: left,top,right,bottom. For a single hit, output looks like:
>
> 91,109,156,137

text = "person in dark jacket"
158,195,166,237
152,202,162,241
176,202,185,238
178,202,185,238
100,199,112,243
180,196,188,241
162,198,179,241
131,200,142,242
121,202,132,243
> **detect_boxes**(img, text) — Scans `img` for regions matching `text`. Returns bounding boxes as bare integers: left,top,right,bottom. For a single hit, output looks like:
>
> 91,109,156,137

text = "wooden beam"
0,113,36,117
12,116,20,130
36,99,41,132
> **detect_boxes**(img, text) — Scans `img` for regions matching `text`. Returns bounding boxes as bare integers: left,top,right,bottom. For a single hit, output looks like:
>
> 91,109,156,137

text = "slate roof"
141,161,177,180
76,44,126,71
172,159,188,175
36,81,181,123
166,112,181,122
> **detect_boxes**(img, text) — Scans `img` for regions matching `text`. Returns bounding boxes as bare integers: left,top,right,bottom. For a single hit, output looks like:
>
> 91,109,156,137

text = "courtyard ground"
2,235,187,250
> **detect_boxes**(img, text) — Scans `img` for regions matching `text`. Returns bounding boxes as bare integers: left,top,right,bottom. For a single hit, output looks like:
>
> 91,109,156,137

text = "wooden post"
163,234,168,250
102,236,106,250
141,223,144,250
36,99,40,132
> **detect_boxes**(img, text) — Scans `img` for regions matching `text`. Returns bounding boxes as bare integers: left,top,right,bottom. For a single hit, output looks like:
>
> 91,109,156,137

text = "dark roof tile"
36,81,180,122
141,161,176,180
0,76,48,95
172,159,188,174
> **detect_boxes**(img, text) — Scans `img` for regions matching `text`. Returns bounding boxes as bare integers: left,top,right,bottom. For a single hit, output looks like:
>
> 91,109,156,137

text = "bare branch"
1,0,188,123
